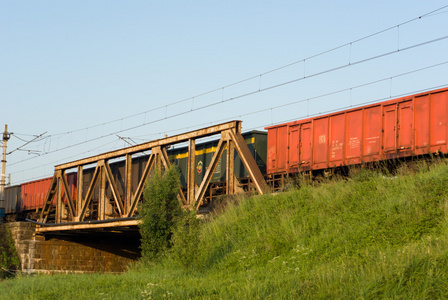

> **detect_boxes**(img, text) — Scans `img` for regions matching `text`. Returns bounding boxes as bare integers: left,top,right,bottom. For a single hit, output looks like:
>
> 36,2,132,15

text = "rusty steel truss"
38,121,269,224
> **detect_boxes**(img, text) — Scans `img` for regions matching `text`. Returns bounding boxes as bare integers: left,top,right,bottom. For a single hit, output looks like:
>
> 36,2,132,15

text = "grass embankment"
2,161,448,299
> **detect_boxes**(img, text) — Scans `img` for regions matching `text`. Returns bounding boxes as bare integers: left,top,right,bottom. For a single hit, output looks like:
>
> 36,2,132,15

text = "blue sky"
1,1,448,183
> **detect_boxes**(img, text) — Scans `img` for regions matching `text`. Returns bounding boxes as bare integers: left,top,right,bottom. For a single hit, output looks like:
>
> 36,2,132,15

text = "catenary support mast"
0,125,11,212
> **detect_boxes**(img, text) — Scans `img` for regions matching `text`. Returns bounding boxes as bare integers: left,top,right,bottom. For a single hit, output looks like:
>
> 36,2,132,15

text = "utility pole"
0,124,11,214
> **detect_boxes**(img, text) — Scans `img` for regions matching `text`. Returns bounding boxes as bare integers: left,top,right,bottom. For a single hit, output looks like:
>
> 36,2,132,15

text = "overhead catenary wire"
12,82,448,185
7,132,48,155
10,60,448,183
245,84,448,132
47,4,448,139
8,32,448,169
10,138,121,183
7,5,448,182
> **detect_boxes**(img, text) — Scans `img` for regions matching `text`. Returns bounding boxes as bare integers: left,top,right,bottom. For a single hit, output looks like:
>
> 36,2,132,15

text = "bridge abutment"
5,222,140,273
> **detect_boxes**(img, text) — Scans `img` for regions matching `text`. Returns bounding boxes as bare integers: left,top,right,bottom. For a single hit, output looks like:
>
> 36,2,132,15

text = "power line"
8,132,47,155
245,84,448,132
10,138,121,183
7,5,448,175
47,4,448,138
12,82,448,185
8,32,448,167
24,34,448,151
9,61,448,178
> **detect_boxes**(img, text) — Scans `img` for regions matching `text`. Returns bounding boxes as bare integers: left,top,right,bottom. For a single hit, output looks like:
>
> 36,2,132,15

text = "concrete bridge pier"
4,222,140,273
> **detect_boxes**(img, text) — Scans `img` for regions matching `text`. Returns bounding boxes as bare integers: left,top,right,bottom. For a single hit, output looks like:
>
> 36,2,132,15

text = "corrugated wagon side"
21,173,77,212
4,185,21,215
265,87,448,175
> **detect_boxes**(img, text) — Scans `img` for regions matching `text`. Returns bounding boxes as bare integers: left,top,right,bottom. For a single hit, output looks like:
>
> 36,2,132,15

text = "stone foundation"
5,222,141,273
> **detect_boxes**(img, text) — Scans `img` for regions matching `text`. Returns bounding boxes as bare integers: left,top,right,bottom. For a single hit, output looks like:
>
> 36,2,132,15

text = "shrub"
139,165,183,260
0,225,20,278
169,210,201,270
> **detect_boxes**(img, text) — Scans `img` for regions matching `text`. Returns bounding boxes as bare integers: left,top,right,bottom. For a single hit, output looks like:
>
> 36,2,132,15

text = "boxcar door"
383,104,397,153
288,125,300,171
429,91,447,152
267,126,288,174
397,101,413,151
299,123,312,169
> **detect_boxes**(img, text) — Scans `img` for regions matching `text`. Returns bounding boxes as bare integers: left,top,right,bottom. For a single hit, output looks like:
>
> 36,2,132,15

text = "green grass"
2,160,448,299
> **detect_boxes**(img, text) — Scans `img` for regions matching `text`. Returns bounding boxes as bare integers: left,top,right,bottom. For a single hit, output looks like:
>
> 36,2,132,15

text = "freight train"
265,86,448,177
1,87,448,222
1,131,267,221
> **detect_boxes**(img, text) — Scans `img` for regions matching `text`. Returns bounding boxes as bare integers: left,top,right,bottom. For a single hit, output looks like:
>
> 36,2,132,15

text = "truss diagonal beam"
127,153,156,217
79,165,100,221
104,161,125,216
228,130,270,195
39,174,58,223
59,171,75,218
195,137,226,208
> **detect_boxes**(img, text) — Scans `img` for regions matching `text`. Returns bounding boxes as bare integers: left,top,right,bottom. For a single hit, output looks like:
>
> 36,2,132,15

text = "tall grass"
1,160,448,299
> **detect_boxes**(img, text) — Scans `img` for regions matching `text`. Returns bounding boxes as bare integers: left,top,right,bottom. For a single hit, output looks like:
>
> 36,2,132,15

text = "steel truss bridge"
36,121,269,233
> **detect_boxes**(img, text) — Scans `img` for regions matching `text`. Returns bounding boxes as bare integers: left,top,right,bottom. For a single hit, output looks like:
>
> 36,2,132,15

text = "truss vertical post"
153,146,162,172
55,171,63,223
187,139,196,206
125,154,132,215
226,131,235,195
75,166,83,222
98,160,106,221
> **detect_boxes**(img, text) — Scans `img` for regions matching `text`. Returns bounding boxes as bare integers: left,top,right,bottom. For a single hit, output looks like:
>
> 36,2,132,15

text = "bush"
0,225,20,278
139,165,184,260
169,211,201,270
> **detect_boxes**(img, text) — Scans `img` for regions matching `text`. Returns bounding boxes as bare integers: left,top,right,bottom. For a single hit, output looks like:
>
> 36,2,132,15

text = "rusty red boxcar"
20,173,77,211
265,87,448,175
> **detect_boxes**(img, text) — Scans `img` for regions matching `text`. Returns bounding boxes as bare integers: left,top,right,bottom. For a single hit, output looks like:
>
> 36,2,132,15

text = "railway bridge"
7,121,270,273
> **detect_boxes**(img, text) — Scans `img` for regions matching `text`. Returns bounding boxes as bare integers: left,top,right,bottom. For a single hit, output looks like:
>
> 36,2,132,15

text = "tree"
0,225,20,278
139,165,183,260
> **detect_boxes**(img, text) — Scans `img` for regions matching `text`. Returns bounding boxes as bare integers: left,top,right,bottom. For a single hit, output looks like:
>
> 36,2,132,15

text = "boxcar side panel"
299,123,312,170
362,106,382,162
276,126,288,173
383,104,397,154
329,114,345,167
414,95,430,155
288,125,300,171
234,132,267,178
312,118,329,169
345,110,362,164
266,128,277,174
251,132,268,176
398,101,413,151
267,126,288,174
266,87,448,176
21,177,53,211
430,91,447,153
5,185,21,214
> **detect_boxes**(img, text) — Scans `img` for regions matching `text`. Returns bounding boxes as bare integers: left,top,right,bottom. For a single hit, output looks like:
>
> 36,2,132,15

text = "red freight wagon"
265,87,448,175
21,173,77,211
